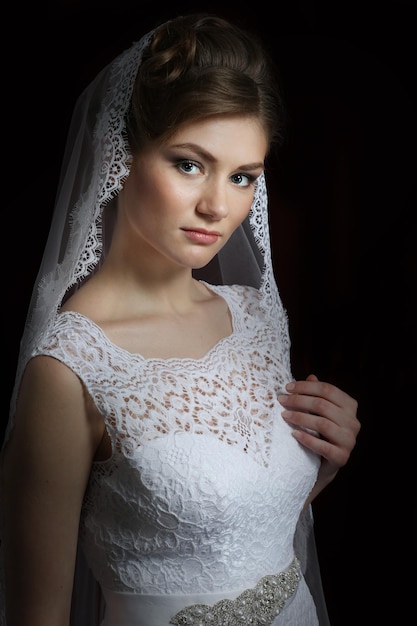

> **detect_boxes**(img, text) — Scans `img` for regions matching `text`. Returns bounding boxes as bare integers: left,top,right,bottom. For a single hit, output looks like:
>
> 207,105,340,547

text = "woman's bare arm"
1,356,103,626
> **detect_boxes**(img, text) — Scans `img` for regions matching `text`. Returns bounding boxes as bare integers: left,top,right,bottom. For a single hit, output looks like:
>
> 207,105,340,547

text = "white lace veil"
3,21,330,626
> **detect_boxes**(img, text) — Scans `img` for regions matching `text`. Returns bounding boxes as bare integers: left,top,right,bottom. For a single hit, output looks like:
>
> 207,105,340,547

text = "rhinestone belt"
170,557,301,625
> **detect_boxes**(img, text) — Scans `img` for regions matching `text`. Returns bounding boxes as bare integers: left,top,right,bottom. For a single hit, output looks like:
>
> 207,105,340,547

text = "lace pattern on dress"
40,283,286,466
32,283,320,597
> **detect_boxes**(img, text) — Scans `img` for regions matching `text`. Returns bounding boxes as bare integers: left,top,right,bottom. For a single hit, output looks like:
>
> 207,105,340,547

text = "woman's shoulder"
203,281,261,303
32,310,106,366
202,282,268,335
43,309,101,341
205,282,264,315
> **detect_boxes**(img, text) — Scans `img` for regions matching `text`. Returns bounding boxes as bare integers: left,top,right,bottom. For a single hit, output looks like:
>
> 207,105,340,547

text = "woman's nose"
196,179,229,220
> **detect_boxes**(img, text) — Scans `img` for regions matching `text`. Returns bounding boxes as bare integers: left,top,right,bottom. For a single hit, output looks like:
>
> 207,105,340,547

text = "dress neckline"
57,282,240,364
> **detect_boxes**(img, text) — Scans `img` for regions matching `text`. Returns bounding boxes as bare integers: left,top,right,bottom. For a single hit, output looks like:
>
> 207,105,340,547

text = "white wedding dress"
25,282,321,625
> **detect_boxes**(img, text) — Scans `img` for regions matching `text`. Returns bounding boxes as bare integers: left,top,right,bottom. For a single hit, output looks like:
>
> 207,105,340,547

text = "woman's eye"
178,160,200,175
231,173,255,188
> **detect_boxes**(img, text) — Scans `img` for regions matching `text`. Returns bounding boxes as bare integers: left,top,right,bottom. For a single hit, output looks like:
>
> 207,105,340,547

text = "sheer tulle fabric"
1,24,330,626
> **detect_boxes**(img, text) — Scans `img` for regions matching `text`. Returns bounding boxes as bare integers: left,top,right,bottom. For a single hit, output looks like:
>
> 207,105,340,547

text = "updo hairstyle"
126,13,284,152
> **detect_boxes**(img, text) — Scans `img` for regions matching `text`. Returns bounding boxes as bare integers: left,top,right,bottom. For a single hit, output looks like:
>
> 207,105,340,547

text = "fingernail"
286,382,295,391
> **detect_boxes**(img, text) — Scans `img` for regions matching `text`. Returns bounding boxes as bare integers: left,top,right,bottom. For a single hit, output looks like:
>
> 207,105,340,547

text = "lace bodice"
33,283,320,598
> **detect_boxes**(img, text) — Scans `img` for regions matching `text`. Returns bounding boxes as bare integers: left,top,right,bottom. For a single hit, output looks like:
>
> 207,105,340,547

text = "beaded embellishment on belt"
170,557,301,625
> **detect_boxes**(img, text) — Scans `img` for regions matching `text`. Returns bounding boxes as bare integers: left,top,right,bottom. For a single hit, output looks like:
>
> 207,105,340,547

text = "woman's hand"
278,374,360,501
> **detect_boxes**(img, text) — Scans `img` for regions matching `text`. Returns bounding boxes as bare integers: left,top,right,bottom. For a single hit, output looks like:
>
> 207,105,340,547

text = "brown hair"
126,14,284,152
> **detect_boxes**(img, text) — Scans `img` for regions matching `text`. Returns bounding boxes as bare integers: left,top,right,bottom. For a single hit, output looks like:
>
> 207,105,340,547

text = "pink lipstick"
182,228,220,244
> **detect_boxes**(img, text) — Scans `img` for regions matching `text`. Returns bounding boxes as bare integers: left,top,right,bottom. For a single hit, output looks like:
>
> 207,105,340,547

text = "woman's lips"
181,228,221,244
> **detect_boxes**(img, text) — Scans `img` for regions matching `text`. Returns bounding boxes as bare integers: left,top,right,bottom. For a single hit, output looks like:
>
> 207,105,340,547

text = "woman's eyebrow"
170,142,264,171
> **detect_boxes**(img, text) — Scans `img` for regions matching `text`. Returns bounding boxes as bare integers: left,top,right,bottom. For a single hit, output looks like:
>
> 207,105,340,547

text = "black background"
5,1,416,624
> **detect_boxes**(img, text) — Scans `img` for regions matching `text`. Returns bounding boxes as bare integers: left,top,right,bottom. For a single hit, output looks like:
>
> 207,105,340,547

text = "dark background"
5,1,416,624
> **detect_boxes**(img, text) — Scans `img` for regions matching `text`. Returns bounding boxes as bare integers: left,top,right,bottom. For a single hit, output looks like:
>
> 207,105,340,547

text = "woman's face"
118,115,268,271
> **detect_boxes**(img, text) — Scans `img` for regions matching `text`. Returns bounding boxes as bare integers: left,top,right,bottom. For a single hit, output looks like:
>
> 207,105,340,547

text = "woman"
0,13,360,626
